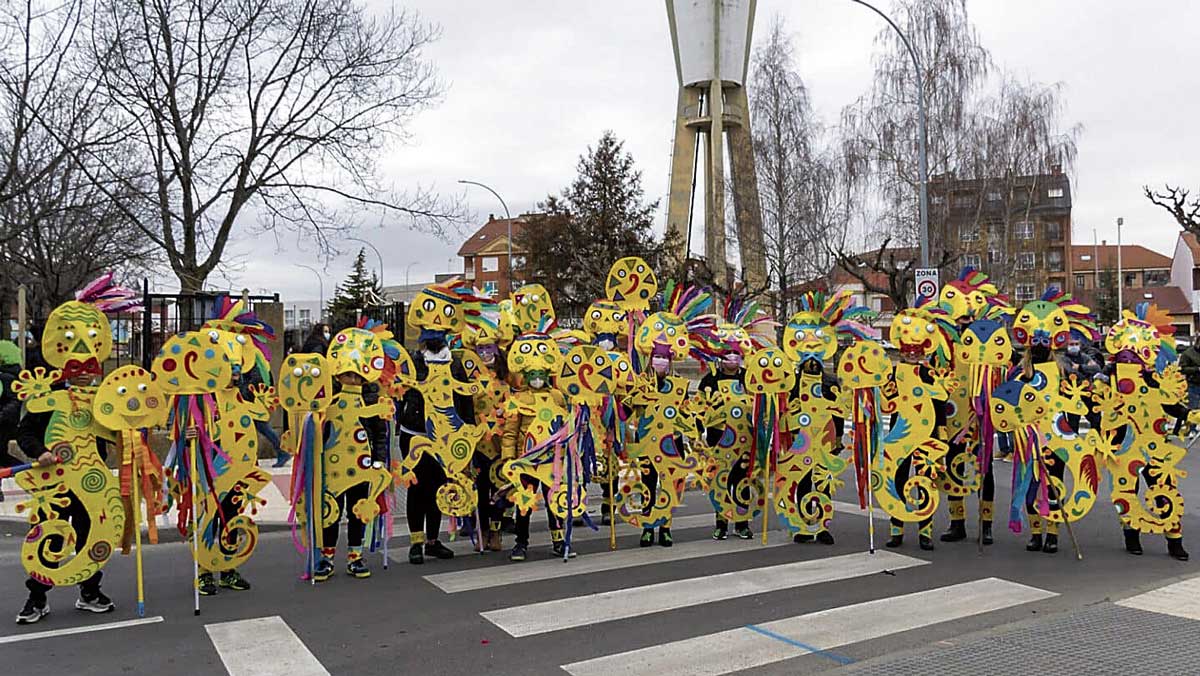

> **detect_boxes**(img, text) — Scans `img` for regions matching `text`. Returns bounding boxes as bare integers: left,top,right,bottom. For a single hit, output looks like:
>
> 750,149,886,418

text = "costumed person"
936,268,1003,543
1094,303,1189,561
500,328,578,561
881,299,956,551
582,298,629,527
194,299,278,593
778,291,876,545
311,321,397,580
697,296,776,541
459,304,514,552
396,284,479,564
10,273,139,624
620,282,717,548
1008,288,1101,555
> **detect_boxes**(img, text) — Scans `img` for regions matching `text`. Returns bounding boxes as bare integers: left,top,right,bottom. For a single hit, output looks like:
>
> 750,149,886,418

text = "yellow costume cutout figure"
11,273,139,622
278,353,334,579
312,324,397,581
837,340,894,551
511,283,556,334
880,303,955,550
1094,303,1189,561
776,291,874,545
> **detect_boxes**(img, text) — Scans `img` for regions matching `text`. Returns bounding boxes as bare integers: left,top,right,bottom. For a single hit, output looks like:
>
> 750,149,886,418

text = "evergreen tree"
1095,268,1120,327
517,131,678,319
327,249,383,327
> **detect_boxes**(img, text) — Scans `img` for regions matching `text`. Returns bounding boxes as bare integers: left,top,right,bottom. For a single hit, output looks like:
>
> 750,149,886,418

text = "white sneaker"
75,593,114,613
16,600,49,624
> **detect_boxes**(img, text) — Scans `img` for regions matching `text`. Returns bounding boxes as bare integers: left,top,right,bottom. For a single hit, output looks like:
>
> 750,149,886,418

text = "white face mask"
528,377,546,389
322,331,331,341
423,346,452,363
598,338,615,351
651,355,670,375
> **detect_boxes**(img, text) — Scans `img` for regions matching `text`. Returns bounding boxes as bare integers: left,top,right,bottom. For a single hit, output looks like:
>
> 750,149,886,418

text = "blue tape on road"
744,624,855,666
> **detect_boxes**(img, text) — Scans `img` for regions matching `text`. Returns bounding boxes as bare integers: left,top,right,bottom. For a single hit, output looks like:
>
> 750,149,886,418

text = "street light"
1116,217,1124,313
295,264,324,323
458,179,513,292
846,0,931,268
404,261,418,289
347,237,385,288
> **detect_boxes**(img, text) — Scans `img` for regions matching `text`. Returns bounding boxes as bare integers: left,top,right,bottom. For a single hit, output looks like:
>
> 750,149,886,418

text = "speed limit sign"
914,268,940,300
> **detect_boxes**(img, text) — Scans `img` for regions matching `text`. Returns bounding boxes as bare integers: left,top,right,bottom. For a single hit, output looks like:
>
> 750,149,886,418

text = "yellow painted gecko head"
278,353,332,413
327,327,386,383
152,329,237,395
559,344,616,397
43,301,113,379
511,284,556,334
94,365,168,430
584,300,627,341
605,257,657,312
744,348,796,396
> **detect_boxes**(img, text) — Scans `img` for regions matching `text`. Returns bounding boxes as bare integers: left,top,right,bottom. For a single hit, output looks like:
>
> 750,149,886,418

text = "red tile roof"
1071,244,1170,271
1076,285,1192,316
456,215,530,257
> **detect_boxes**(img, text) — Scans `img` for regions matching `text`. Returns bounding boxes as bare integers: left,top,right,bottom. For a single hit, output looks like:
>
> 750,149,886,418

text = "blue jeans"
1188,384,1200,410
255,420,286,463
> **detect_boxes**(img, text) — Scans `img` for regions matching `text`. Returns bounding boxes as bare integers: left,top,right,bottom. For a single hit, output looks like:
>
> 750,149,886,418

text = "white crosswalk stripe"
561,577,1057,676
481,550,927,637
1116,575,1200,620
205,616,330,676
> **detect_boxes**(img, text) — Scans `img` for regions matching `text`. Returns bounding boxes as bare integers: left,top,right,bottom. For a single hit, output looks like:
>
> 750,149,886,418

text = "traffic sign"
914,268,940,301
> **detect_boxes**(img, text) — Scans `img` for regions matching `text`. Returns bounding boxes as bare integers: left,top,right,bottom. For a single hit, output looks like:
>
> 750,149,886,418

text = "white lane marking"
425,537,789,593
0,616,164,645
482,550,926,637
1116,575,1200,620
205,616,329,676
562,577,1057,676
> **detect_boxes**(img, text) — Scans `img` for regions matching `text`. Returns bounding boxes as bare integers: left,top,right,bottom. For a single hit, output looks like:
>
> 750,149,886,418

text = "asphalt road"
0,448,1197,676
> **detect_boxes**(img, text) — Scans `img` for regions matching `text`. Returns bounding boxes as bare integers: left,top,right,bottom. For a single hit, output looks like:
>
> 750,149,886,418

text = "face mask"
323,331,331,341
721,353,743,369
526,370,549,389
424,346,452,364
1067,345,1081,355
477,344,499,365
597,338,615,351
651,355,670,375
528,377,545,389
1030,345,1051,362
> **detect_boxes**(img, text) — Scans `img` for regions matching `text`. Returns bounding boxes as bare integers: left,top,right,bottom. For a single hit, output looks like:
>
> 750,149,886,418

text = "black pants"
401,436,446,542
25,493,102,603
514,481,563,546
474,453,502,530
322,482,369,550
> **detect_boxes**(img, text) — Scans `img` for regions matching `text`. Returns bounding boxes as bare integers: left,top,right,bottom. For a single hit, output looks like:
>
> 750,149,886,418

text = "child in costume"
582,298,629,525
313,323,396,580
500,330,574,561
397,284,478,564
11,273,138,624
697,296,775,541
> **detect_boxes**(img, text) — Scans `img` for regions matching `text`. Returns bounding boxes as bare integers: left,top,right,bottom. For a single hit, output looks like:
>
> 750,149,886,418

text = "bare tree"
83,0,458,293
1144,184,1200,233
745,16,846,321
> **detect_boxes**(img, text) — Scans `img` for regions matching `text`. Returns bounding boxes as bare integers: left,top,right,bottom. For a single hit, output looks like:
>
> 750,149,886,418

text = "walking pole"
564,438,573,563
189,412,202,616
130,432,146,617
607,438,617,551
1034,449,1082,561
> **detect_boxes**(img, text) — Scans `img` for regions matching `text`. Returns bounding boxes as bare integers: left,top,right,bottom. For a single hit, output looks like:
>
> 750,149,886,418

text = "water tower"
664,0,767,292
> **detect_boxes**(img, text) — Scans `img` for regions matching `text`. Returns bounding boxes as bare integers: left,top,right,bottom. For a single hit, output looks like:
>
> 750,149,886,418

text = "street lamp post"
1116,217,1124,313
846,0,930,268
405,261,418,290
458,179,513,292
296,264,324,323
348,237,385,288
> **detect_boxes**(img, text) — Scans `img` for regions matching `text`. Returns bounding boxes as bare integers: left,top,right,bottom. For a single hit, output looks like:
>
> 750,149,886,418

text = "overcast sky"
215,0,1200,303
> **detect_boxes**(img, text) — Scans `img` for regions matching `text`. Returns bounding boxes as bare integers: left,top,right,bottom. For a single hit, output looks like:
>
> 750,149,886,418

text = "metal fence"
139,284,281,369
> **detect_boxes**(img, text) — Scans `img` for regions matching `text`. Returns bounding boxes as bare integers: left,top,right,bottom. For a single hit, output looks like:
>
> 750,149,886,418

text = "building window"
1144,269,1170,286
481,256,500,273
953,195,974,208
511,254,526,270
1014,222,1035,240
1048,188,1064,199
986,191,1002,202
1015,252,1036,270
1045,221,1062,241
988,249,1005,266
1047,250,1064,272
963,254,982,269
1124,273,1136,288
1074,273,1086,289
299,309,311,325
931,195,945,206
1015,284,1036,302
482,280,499,297
284,309,295,325
960,226,980,242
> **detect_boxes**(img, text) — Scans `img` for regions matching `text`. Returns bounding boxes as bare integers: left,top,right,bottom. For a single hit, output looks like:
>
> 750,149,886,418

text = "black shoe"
1124,528,1143,555
793,533,815,544
219,570,251,591
1168,537,1190,561
816,531,835,545
885,535,903,548
1042,534,1058,554
658,528,673,547
347,559,371,578
408,543,425,565
601,513,612,526
15,599,48,625
552,541,577,559
76,589,114,613
939,520,967,542
313,558,335,581
198,572,218,595
733,525,753,540
509,544,527,562
712,524,728,540
1026,534,1043,552
919,535,935,551
981,522,994,546
640,528,654,547
425,540,455,560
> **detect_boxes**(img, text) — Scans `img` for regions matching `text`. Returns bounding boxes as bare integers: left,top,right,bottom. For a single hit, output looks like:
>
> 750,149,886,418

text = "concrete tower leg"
665,87,702,275
726,86,767,294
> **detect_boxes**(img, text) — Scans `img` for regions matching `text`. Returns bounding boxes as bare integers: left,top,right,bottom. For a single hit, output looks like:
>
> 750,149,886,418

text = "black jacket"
1180,346,1200,387
301,334,329,355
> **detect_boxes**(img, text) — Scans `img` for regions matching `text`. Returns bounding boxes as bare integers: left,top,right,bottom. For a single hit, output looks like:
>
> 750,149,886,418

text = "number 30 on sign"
914,268,940,301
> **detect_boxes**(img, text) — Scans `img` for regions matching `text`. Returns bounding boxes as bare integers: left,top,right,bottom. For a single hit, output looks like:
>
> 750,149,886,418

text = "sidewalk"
831,575,1200,674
